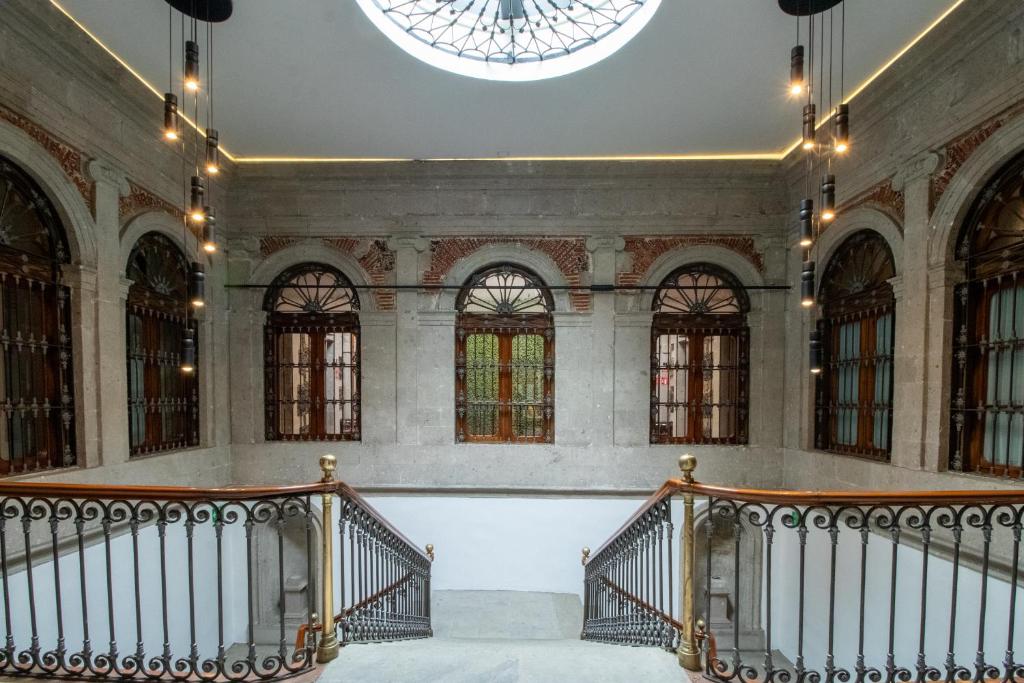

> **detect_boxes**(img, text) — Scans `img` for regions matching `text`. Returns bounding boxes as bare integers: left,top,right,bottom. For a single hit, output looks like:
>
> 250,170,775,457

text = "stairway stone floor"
316,637,685,683
317,590,685,682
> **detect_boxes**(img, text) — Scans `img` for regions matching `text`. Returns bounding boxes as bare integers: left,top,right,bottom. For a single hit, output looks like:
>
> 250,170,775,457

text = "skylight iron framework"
366,0,649,65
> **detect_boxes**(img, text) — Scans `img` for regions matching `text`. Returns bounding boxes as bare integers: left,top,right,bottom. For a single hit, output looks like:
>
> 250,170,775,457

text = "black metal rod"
226,283,791,291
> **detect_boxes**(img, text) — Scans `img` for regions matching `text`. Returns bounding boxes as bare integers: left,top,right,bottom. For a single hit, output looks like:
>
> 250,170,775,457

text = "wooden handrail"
0,479,335,501
335,571,415,623
585,480,682,561
338,482,431,562
599,576,685,634
586,476,1024,566
677,480,1024,506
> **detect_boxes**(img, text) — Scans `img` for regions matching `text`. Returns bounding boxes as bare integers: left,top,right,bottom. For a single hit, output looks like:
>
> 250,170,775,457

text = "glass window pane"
465,333,499,437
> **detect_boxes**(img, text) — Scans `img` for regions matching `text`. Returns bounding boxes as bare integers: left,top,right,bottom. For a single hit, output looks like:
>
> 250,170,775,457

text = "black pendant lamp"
800,261,816,308
799,198,814,247
189,262,206,308
809,329,823,375
181,326,196,373
202,207,217,253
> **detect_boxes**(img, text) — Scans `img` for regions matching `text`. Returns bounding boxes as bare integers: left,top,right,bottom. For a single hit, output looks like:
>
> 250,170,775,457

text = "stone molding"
322,237,397,311
832,177,905,230
616,235,765,287
118,181,184,224
930,99,1024,214
0,103,93,214
422,236,591,312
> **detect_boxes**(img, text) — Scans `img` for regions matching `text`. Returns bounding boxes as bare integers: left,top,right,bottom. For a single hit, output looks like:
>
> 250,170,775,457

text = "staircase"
318,590,683,683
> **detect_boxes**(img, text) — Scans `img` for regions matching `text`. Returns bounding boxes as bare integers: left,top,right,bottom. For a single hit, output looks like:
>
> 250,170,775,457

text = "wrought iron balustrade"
581,485,680,650
583,455,1024,681
0,455,432,681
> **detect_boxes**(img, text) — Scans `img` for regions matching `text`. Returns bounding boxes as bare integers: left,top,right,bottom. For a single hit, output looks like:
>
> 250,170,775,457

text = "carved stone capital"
585,235,625,253
387,236,428,253
86,158,130,195
893,151,942,191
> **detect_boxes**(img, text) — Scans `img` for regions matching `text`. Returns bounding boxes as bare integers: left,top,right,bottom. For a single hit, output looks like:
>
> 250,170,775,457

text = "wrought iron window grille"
264,264,361,442
650,264,750,445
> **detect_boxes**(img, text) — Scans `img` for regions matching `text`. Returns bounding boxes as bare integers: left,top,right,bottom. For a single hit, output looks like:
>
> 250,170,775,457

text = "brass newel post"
678,453,701,671
316,455,340,664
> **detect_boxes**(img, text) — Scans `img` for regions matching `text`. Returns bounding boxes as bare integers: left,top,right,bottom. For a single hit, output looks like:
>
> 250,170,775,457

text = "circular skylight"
355,0,662,81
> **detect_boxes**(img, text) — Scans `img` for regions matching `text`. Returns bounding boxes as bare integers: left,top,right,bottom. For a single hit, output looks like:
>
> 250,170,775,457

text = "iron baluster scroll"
332,484,433,645
455,265,554,444
0,156,76,476
581,487,679,650
0,482,321,680
583,455,1024,680
0,457,433,681
650,264,750,445
264,264,361,442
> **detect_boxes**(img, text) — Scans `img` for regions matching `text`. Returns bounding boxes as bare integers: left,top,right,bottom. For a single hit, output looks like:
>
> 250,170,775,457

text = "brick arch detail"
617,235,764,287
423,237,591,311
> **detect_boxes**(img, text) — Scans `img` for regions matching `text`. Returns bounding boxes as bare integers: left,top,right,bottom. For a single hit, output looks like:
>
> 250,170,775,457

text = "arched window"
0,156,75,475
264,263,360,441
951,152,1024,476
125,232,198,456
814,230,895,460
650,264,749,444
455,265,554,443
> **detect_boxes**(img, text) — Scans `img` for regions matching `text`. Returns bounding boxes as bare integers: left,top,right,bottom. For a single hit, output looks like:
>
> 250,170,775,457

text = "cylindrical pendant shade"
801,261,816,307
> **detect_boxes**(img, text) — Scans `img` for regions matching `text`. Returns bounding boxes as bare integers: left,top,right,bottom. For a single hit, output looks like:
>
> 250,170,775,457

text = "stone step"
430,590,583,641
318,638,682,683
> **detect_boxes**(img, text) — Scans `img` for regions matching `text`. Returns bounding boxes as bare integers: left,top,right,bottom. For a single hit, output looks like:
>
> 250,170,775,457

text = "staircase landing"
318,591,682,682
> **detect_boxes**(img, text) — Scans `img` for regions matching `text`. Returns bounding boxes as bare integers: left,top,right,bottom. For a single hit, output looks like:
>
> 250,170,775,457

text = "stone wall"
226,161,789,491
779,0,1024,491
2,0,1024,496
0,2,233,487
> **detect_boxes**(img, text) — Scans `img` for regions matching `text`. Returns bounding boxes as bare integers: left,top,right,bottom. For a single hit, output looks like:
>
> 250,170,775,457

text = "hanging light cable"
833,4,850,153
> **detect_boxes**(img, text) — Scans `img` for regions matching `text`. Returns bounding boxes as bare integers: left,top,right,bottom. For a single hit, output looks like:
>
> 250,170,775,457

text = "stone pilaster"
389,237,427,445
86,159,131,466
890,152,941,471
586,236,624,447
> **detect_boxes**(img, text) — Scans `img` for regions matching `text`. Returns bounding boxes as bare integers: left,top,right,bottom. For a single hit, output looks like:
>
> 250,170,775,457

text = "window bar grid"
814,306,894,461
649,324,749,445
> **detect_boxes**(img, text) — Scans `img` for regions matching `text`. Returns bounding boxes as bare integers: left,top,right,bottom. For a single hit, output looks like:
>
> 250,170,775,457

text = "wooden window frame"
649,264,750,445
263,263,361,442
455,314,554,444
814,307,894,460
951,152,1024,478
125,233,199,457
264,312,361,442
0,156,76,476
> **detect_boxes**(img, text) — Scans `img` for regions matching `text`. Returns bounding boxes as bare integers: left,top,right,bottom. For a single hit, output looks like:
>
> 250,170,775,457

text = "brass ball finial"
425,544,435,562
679,453,697,484
319,454,337,482
581,547,591,566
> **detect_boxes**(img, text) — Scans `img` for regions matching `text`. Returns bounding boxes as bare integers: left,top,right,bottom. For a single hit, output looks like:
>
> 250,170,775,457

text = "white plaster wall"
767,521,1024,671
1,523,249,661
363,495,682,601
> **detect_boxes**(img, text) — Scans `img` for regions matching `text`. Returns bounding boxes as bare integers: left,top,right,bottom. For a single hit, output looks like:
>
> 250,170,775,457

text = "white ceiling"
54,0,958,160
